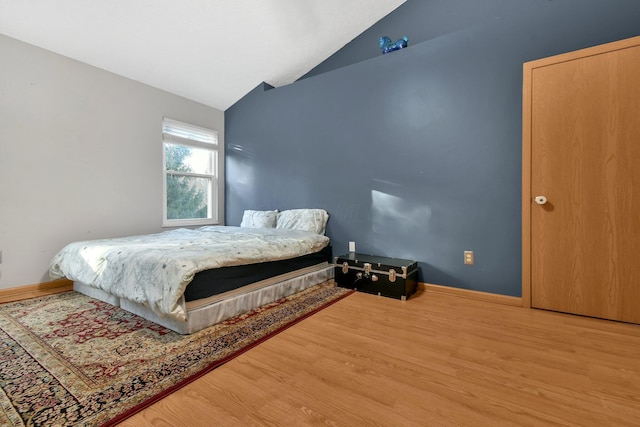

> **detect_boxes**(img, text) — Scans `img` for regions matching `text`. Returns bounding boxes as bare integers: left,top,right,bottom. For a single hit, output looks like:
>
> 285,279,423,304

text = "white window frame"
162,118,223,227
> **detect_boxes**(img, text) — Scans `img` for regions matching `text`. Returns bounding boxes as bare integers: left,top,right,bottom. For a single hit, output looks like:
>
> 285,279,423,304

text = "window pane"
164,143,212,174
166,175,212,220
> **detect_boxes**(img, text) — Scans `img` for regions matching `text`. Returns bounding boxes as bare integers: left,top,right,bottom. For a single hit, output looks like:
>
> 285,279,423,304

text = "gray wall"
0,35,224,288
225,0,640,297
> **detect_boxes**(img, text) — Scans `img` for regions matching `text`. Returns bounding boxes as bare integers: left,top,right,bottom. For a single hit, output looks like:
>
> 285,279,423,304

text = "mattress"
50,226,330,321
184,245,332,301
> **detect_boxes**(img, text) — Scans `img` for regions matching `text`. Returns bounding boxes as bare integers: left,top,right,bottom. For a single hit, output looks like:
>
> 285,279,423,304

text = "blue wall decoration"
379,35,409,54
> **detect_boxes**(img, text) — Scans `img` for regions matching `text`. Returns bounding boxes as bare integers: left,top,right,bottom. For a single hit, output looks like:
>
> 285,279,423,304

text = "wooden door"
522,37,640,323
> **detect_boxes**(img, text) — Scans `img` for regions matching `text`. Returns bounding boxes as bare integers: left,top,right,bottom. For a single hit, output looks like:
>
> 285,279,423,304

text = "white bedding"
49,226,329,322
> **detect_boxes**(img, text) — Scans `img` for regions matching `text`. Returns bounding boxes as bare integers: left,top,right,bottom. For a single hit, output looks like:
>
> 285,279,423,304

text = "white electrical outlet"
349,241,356,252
464,250,474,265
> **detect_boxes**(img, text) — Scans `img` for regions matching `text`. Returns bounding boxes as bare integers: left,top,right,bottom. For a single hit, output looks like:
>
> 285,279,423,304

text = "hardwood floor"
120,289,640,426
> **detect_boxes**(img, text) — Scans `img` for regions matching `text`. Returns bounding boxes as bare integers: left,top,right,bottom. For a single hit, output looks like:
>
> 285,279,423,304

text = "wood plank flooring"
119,289,640,426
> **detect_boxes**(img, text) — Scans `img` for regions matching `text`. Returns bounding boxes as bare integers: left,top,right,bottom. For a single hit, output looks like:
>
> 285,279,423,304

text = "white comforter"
49,226,329,321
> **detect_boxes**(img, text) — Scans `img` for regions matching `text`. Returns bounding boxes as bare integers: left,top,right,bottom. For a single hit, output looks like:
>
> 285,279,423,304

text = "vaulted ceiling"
0,0,405,110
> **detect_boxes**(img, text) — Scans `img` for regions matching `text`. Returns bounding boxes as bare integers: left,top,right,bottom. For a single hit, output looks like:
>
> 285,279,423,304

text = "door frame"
521,35,640,309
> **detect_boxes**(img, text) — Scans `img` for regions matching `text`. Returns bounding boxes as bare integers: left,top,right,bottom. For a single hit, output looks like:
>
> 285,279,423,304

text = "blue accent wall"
225,0,640,297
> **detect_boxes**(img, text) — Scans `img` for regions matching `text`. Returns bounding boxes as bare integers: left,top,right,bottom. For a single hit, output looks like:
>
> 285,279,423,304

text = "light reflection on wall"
227,144,256,207
371,179,431,259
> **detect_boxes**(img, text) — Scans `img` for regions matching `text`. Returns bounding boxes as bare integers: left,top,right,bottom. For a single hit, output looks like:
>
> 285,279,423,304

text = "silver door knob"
534,196,548,205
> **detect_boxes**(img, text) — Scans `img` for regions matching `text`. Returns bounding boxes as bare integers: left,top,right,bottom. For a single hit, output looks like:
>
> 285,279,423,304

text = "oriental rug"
0,281,352,427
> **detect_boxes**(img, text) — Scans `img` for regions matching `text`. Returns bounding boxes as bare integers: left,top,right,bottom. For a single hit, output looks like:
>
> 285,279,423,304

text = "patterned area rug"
0,282,352,426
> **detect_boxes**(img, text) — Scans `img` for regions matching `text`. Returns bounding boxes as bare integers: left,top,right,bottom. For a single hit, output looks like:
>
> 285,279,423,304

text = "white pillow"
276,209,329,235
240,210,278,228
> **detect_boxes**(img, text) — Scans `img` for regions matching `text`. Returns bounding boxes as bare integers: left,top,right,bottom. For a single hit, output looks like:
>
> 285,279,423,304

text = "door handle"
534,196,548,205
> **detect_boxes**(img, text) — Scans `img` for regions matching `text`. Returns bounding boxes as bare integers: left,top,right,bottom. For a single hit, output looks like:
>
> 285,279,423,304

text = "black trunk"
334,253,418,300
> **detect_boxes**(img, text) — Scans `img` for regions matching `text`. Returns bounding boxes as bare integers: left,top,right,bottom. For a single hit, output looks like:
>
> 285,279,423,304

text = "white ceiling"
0,0,405,110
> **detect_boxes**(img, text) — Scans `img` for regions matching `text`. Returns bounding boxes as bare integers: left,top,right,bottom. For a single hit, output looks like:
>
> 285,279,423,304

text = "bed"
49,209,334,334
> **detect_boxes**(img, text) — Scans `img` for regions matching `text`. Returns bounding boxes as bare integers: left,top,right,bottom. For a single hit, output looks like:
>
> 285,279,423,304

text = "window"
162,118,222,227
